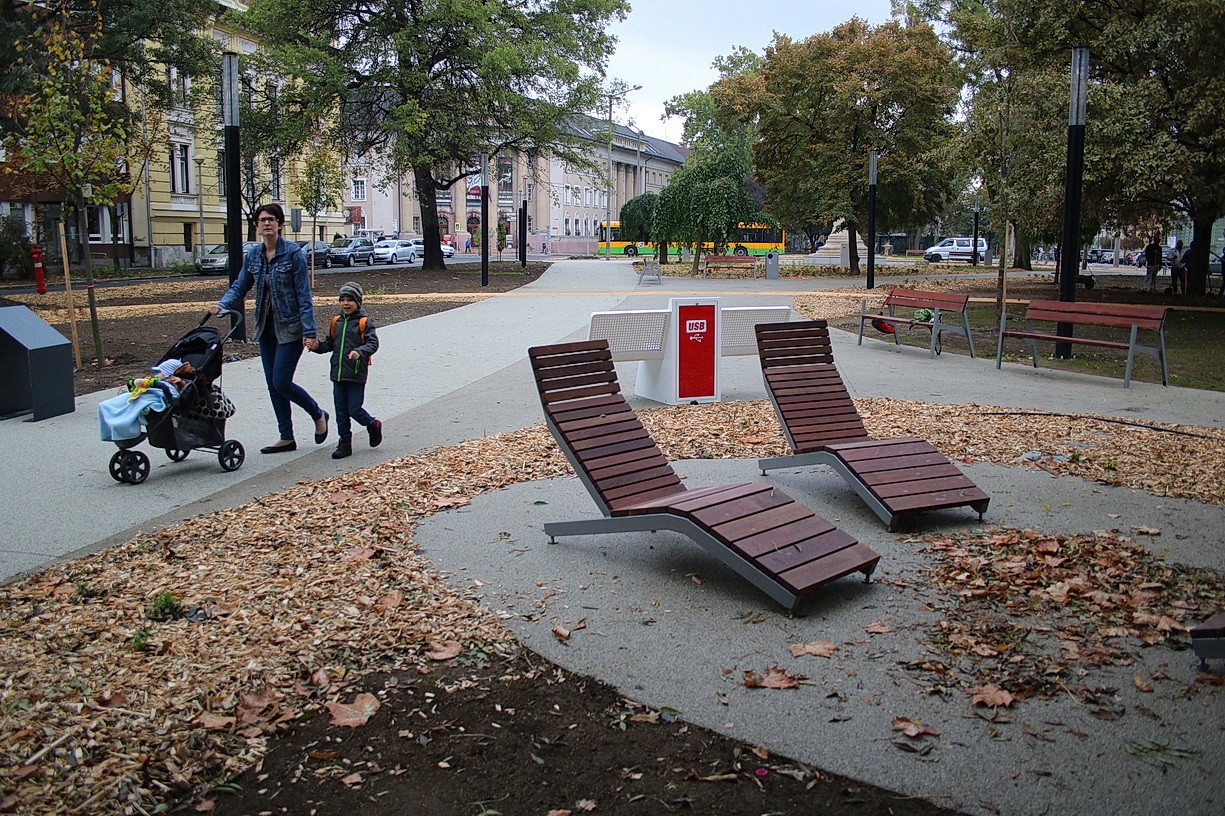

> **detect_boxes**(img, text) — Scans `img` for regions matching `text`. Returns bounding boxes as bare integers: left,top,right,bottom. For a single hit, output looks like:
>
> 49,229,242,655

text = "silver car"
196,242,260,275
328,237,376,267
372,239,417,264
406,237,455,258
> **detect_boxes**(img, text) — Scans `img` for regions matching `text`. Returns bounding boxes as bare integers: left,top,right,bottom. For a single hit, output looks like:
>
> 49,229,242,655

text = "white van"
924,236,988,263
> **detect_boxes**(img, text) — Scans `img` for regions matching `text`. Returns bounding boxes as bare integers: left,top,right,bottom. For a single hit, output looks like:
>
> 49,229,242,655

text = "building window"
169,143,190,194
270,158,282,201
585,188,592,207
167,67,189,108
527,182,534,202
412,216,421,233
352,178,366,202
564,216,571,237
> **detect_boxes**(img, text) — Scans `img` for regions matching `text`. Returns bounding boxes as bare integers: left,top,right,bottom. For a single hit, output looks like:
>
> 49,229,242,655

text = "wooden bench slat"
777,540,880,593
756,527,861,574
735,514,840,558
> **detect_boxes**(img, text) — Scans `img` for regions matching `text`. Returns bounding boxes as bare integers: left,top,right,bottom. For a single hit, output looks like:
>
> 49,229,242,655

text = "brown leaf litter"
2,400,1223,814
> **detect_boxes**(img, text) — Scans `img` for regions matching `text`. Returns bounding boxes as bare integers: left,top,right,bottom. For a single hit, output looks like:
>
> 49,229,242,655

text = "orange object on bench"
528,338,880,612
858,288,976,358
755,320,990,531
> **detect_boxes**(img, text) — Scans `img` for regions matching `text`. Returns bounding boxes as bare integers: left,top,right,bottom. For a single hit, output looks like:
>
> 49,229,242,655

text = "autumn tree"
238,0,630,270
728,18,961,273
653,151,757,274
2,2,158,364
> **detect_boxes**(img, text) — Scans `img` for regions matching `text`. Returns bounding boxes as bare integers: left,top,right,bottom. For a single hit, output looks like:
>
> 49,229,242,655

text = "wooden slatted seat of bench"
702,254,758,277
1190,611,1225,665
858,288,976,358
754,320,990,531
528,339,880,611
995,299,1169,388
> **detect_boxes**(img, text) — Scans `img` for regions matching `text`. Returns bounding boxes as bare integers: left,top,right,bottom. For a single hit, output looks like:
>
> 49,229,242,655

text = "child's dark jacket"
314,308,379,384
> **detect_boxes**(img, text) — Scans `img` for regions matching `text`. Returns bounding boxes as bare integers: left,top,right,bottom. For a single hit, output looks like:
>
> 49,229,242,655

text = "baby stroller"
108,310,245,484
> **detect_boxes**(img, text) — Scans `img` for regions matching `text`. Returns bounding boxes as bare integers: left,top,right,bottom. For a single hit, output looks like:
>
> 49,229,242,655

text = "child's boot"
332,439,352,459
368,419,383,448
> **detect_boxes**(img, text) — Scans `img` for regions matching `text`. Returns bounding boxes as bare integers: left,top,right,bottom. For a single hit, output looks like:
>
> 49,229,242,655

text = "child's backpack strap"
330,314,373,365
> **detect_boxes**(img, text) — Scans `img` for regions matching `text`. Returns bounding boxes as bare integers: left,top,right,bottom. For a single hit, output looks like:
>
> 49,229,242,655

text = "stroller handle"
200,308,243,328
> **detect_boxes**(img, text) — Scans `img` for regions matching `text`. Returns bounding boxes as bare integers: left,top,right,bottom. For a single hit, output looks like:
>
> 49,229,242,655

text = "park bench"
637,258,662,285
528,339,880,611
702,254,758,277
858,288,976,358
755,320,991,531
995,299,1169,388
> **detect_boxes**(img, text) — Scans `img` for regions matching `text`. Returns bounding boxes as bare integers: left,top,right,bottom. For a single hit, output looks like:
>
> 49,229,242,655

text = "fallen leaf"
341,546,376,562
743,666,806,689
789,640,839,658
967,685,1015,708
892,716,941,738
1133,673,1154,693
325,693,381,728
194,712,235,731
552,625,571,642
425,640,464,660
340,772,363,787
865,621,894,634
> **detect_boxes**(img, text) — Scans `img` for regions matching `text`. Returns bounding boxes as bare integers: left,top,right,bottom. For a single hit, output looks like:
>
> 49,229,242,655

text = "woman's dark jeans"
258,324,322,441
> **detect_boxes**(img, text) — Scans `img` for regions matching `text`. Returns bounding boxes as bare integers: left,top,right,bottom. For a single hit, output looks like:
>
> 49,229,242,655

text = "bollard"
31,244,47,295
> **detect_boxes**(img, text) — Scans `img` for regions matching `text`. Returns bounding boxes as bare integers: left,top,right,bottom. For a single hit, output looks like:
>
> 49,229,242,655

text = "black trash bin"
0,305,75,421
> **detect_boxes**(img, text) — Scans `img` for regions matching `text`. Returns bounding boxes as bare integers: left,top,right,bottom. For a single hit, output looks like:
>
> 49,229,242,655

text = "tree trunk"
846,220,860,274
413,164,447,271
1013,230,1032,271
1189,216,1213,296
658,241,669,264
75,194,104,365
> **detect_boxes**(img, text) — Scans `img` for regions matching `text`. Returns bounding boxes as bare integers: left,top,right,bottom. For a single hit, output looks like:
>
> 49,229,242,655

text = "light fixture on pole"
604,84,641,260
866,150,877,290
194,155,205,263
1056,44,1089,359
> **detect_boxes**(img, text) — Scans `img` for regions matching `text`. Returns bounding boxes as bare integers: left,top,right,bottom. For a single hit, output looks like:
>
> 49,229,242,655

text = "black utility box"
0,305,75,421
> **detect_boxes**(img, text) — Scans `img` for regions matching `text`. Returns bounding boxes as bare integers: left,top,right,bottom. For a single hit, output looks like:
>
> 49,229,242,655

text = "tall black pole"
222,52,245,341
1057,46,1089,359
972,210,980,266
480,152,489,287
518,198,527,269
866,150,877,290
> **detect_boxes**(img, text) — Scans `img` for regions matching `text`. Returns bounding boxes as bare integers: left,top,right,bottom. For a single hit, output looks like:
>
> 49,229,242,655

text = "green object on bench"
995,299,1169,388
857,288,976,358
755,320,991,531
528,339,880,612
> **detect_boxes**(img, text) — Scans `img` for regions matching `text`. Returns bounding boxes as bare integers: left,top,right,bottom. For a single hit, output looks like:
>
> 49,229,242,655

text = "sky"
605,1,897,143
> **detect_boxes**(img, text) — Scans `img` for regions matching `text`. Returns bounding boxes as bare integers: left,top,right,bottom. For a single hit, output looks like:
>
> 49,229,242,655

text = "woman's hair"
255,202,285,227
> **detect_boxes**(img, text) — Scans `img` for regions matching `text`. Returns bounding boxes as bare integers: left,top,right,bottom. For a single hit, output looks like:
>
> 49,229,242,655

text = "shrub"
0,216,35,280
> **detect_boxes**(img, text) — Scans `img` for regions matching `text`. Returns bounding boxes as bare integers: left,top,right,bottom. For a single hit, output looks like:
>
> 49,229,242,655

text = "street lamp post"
604,85,641,260
221,51,245,340
194,155,205,263
866,150,877,290
1056,45,1089,359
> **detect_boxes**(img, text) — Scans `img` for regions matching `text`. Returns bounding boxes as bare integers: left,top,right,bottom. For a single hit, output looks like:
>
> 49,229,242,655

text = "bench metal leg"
996,311,1007,370
962,312,977,358
1124,325,1138,388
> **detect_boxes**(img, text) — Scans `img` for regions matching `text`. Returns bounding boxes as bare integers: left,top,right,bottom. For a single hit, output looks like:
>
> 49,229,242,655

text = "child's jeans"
332,381,374,441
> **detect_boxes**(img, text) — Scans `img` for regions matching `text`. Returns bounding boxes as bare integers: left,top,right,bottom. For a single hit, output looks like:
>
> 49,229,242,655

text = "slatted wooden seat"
755,320,990,531
528,339,880,612
1190,611,1225,666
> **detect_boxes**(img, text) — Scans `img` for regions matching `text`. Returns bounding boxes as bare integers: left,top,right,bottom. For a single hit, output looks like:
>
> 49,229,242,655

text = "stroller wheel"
219,440,245,472
166,448,189,462
108,450,127,482
120,450,150,484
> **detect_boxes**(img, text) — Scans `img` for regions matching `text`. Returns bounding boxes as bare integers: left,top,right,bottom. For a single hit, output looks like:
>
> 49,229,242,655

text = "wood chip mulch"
2,399,1223,815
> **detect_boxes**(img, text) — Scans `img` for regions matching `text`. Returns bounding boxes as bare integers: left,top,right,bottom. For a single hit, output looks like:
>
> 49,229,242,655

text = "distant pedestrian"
1168,239,1186,294
310,281,382,460
465,237,472,253
1143,236,1162,293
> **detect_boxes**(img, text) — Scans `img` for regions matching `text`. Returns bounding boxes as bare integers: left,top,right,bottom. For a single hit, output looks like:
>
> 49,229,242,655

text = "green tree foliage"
653,152,756,273
238,0,630,270
998,0,1225,294
289,138,343,264
726,18,961,272
619,192,667,262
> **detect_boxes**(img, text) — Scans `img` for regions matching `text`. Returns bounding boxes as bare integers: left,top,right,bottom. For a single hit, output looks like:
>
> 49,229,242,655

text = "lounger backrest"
528,340,686,514
754,320,870,452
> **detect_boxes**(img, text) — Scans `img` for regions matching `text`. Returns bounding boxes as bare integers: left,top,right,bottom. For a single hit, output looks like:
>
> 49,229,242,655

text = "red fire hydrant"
31,244,47,295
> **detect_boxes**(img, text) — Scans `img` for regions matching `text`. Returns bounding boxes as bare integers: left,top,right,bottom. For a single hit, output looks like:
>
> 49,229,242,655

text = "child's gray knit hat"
339,281,363,306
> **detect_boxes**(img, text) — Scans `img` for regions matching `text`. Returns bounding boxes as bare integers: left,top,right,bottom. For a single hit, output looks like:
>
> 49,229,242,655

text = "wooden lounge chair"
754,320,990,531
528,339,880,612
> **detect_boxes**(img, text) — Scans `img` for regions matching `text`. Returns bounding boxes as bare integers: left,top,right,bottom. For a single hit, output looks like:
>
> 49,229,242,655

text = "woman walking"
211,203,328,453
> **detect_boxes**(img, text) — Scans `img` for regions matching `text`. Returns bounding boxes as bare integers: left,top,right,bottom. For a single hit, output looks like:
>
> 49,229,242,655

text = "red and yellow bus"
597,222,785,257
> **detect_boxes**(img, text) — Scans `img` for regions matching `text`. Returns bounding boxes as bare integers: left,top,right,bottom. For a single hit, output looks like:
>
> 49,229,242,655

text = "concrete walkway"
3,259,1222,816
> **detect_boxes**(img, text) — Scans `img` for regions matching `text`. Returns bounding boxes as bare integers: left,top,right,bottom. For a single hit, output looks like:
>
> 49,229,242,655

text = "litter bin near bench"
0,305,75,421
764,250,780,279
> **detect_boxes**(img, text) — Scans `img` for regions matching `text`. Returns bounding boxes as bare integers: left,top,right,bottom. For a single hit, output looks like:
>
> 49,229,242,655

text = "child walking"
310,282,382,459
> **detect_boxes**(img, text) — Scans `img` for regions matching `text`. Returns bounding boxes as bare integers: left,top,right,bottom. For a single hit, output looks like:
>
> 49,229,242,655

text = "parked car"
296,240,333,269
196,242,260,275
924,236,988,263
328,236,375,267
372,239,417,264
406,237,456,258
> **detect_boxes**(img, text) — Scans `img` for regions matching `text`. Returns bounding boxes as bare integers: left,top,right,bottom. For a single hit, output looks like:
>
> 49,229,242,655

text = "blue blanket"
98,385,178,442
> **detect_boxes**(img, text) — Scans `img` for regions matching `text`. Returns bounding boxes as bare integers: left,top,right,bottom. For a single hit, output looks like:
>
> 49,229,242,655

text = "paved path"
3,259,1222,816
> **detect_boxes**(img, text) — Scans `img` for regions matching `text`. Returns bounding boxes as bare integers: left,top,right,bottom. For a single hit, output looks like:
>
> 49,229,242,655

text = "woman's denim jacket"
217,237,316,343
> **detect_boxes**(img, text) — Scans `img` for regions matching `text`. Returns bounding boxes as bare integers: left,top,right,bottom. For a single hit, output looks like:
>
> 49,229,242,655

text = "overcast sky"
605,1,896,143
